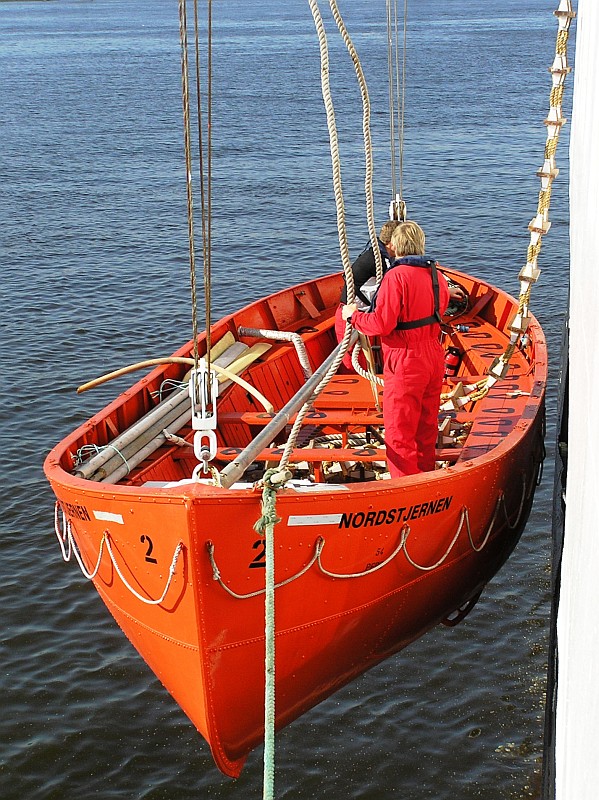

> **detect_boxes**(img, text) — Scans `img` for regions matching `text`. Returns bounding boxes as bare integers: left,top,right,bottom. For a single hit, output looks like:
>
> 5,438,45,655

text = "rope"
192,0,212,379
275,1,380,471
402,520,463,572
326,0,386,409
179,0,215,406
386,0,396,200
177,0,200,374
328,0,381,282
53,502,184,604
316,529,408,578
308,0,353,292
209,474,530,596
460,473,528,552
253,468,291,800
182,6,382,484
350,339,384,386
206,538,320,599
73,443,131,475
150,379,188,401
462,505,495,554
398,0,407,205
104,535,185,605
500,473,528,530
54,503,105,579
386,0,408,214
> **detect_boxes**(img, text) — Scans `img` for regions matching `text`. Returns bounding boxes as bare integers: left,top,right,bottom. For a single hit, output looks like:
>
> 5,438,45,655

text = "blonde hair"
379,220,401,245
390,220,426,256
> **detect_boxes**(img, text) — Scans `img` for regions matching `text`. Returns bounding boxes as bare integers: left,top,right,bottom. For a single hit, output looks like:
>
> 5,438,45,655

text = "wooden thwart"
172,443,463,468
218,409,385,427
215,446,384,464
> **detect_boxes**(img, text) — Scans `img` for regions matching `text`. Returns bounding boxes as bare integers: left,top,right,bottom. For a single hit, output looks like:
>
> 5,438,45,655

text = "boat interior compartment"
132,353,529,489
64,269,541,489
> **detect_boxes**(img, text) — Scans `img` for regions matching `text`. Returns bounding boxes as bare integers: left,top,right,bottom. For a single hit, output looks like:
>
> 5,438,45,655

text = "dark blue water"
1,1,571,798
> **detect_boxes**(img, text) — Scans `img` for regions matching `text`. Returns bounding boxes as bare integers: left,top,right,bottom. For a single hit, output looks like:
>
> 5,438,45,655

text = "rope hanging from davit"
328,0,382,284
387,0,408,221
441,0,575,412
177,0,200,370
269,0,381,478
255,5,385,793
179,0,222,469
178,0,213,375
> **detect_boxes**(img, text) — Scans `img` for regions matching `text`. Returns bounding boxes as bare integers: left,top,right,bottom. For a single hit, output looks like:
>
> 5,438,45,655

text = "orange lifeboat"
44,267,546,777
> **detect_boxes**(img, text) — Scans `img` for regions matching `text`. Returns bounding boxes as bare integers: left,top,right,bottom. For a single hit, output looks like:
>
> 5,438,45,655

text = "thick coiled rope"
275,1,381,474
328,0,382,284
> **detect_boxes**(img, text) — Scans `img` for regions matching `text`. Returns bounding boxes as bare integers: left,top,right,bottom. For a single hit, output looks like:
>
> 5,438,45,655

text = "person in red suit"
341,220,450,478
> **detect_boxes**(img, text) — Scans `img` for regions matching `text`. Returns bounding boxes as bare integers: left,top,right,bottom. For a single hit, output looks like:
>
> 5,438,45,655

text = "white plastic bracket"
389,194,407,221
189,359,219,431
188,359,219,471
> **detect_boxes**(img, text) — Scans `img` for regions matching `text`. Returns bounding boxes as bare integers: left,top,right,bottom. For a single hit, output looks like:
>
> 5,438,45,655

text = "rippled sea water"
1,1,571,798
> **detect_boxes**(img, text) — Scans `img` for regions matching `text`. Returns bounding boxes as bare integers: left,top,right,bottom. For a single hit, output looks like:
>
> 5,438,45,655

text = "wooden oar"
77,357,274,413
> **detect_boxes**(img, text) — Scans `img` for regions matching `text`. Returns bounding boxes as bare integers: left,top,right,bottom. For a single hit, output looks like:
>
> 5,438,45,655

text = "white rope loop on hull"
53,502,184,605
207,472,529,596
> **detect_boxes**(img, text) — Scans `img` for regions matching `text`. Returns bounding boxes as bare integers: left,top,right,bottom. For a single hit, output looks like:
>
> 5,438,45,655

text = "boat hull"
47,413,543,776
45,268,546,776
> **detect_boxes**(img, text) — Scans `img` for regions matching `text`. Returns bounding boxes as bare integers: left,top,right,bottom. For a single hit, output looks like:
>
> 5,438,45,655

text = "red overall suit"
349,257,450,478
